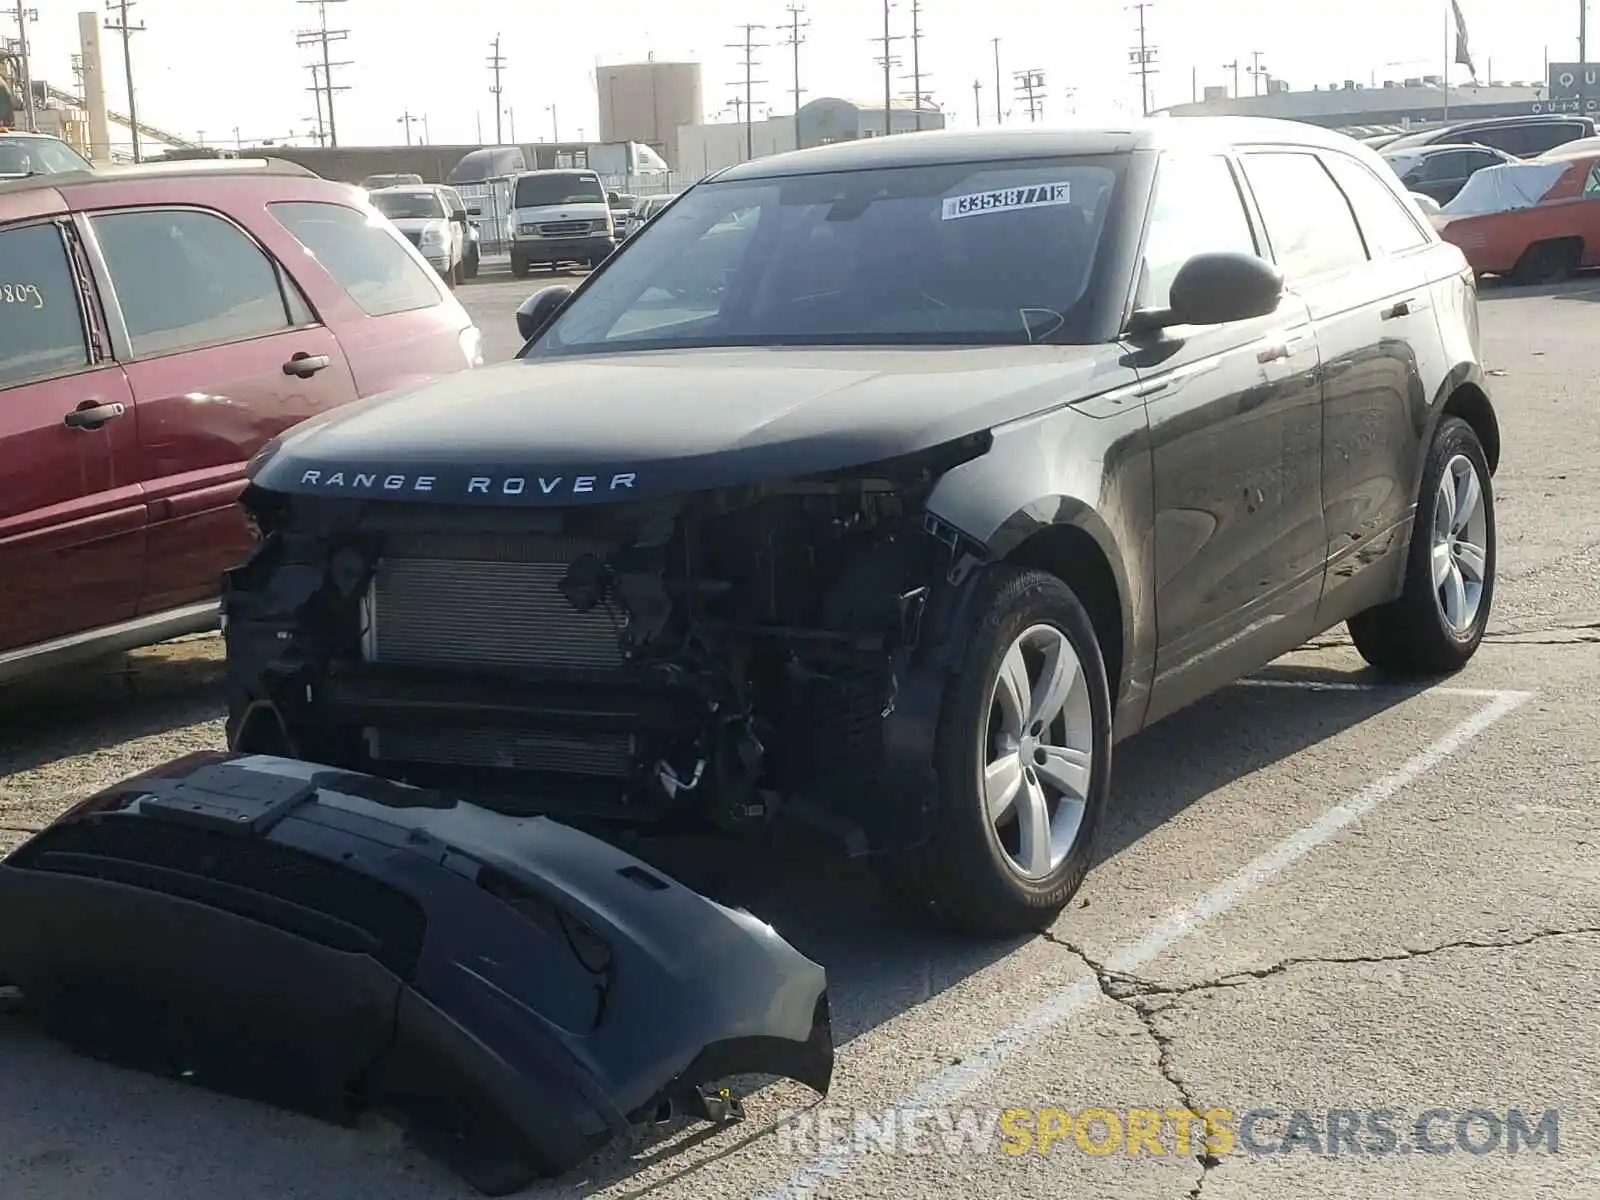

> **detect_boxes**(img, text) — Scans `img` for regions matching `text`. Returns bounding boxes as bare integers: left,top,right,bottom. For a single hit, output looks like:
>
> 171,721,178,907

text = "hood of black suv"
250,346,1119,505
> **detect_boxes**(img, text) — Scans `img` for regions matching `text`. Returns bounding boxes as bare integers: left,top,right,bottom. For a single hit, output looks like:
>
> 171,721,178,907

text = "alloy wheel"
1431,452,1490,635
982,623,1096,880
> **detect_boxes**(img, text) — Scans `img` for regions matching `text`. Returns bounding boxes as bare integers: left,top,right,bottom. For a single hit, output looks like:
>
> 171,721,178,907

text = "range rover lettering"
225,121,1500,936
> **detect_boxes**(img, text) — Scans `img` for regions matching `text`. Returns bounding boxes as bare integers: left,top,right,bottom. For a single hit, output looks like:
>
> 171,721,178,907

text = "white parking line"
757,685,1533,1199
1235,678,1520,698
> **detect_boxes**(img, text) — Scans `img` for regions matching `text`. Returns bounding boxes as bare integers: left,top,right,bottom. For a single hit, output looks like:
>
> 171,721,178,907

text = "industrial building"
596,60,702,170
677,96,945,178
1162,76,1550,137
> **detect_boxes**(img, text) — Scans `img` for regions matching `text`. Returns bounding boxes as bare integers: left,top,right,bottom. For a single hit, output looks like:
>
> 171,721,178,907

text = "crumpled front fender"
0,753,833,1195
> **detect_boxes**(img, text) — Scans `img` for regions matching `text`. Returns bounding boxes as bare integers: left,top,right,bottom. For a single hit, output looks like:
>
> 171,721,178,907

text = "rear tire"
1347,416,1496,675
876,566,1113,937
1511,238,1580,285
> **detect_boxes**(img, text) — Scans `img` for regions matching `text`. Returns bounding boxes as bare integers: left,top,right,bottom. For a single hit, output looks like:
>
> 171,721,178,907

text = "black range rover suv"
225,120,1500,936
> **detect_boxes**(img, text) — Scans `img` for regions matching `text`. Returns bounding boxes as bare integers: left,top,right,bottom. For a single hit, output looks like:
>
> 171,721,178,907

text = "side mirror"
1131,251,1284,333
516,285,574,341
450,208,468,223
466,206,482,216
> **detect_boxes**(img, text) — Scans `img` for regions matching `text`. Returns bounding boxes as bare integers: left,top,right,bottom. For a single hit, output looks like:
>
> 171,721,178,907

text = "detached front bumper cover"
0,752,833,1195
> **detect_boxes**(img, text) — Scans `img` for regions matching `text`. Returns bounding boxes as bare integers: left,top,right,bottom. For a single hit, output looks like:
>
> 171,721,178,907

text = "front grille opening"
16,818,427,980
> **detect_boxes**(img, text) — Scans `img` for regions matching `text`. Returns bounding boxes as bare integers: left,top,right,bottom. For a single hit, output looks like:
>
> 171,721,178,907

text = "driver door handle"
283,352,332,378
63,401,126,430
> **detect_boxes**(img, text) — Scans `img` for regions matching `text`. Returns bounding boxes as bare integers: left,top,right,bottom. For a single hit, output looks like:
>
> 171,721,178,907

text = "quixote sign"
1536,62,1600,113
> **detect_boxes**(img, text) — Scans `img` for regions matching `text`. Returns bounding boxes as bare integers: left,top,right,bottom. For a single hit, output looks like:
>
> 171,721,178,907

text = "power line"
1126,2,1158,117
725,23,767,161
102,0,144,162
1014,68,1045,122
487,34,506,144
780,5,808,149
295,0,350,148
874,0,905,136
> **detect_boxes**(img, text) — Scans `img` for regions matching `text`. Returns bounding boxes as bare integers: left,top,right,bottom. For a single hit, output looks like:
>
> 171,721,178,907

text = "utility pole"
546,103,558,143
991,37,1003,124
1014,69,1045,122
907,0,925,130
1222,57,1240,98
1126,3,1158,117
103,0,144,162
12,3,37,132
487,34,506,144
1248,49,1267,97
295,0,350,148
781,5,807,149
1581,0,1588,62
397,110,417,145
725,23,767,160
972,78,982,126
874,0,903,136
305,62,325,145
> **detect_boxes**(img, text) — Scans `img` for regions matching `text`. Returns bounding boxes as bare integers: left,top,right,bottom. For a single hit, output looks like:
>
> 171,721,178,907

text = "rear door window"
0,222,91,388
270,200,443,317
1239,151,1370,280
1321,154,1431,257
91,208,298,358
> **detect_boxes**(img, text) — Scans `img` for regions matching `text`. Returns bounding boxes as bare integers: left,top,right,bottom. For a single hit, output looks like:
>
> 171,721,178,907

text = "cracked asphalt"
1,272,1597,1200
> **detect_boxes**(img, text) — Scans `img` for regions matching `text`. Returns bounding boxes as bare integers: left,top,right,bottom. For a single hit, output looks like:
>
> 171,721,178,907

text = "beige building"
597,61,703,170
677,97,946,180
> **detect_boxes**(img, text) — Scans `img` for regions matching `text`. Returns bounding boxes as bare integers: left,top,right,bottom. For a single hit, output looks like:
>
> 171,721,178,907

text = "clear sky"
22,0,1587,151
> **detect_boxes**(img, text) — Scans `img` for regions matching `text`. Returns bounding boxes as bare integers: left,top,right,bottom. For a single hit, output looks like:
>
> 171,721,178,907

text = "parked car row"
0,159,484,682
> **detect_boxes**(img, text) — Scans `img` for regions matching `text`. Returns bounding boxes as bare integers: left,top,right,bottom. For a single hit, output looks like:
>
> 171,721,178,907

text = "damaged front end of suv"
224,434,997,855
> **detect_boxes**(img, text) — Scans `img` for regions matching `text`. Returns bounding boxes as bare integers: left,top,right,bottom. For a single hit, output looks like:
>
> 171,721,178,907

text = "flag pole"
1444,0,1451,121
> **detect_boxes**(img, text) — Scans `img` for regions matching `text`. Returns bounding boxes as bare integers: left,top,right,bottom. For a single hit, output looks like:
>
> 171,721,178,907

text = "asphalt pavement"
1,272,1596,1200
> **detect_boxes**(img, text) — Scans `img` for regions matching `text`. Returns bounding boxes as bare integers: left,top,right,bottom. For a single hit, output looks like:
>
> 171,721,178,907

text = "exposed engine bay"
224,437,992,848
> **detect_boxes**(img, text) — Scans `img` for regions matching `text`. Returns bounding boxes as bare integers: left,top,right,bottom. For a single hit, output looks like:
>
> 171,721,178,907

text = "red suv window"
270,201,443,318
0,222,91,387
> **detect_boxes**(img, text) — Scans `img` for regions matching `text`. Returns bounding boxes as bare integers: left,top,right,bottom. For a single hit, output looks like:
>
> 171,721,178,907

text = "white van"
508,168,615,277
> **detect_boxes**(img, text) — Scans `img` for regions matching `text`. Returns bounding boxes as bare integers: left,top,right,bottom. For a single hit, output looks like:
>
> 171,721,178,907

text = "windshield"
0,135,93,176
370,190,446,220
514,173,606,208
534,156,1124,352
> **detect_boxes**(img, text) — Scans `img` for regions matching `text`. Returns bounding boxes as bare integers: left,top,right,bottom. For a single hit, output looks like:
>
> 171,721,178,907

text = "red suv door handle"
63,401,127,430
283,353,332,378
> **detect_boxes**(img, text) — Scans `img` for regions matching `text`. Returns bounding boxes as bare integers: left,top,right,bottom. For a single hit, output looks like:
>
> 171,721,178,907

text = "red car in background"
0,159,484,682
1431,149,1600,283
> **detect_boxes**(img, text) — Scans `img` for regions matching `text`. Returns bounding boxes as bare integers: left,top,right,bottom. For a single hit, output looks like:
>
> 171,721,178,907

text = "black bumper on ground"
0,753,833,1195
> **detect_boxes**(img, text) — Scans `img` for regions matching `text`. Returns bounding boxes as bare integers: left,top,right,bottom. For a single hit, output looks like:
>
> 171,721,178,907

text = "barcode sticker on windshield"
941,183,1072,220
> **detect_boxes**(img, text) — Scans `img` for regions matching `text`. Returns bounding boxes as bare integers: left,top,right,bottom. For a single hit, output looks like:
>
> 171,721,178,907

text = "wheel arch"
984,499,1134,713
1425,364,1500,478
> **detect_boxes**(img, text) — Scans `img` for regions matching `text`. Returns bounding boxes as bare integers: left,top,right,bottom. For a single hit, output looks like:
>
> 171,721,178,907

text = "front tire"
878,566,1114,937
463,246,479,279
1347,415,1496,674
510,254,530,279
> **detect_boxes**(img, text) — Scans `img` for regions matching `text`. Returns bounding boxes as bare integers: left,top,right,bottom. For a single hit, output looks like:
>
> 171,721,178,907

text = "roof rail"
0,158,323,196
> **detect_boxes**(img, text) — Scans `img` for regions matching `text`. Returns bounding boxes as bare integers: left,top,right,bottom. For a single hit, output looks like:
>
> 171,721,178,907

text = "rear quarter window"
270,200,444,318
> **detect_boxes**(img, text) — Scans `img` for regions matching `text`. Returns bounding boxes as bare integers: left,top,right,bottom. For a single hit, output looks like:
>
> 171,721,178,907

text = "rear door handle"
1381,299,1415,320
283,352,332,378
63,401,126,430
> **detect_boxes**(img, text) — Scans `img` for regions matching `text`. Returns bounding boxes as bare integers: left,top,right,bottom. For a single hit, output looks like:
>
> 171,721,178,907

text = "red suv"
0,159,484,682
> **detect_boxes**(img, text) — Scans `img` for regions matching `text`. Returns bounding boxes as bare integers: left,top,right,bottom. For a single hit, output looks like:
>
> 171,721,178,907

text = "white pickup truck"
367,184,479,285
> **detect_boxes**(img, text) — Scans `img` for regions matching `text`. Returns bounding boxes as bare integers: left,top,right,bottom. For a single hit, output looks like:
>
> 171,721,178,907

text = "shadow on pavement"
0,655,1449,1199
